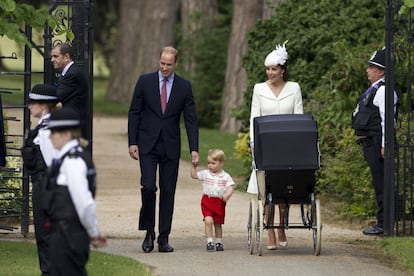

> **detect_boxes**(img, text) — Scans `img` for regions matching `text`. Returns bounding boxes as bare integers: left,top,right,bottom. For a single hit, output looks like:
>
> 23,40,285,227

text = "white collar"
38,113,51,125
61,61,74,76
158,71,175,82
372,77,385,87
58,139,80,158
208,169,225,177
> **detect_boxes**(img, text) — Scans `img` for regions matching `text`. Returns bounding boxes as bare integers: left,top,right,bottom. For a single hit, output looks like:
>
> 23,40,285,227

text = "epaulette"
40,118,50,129
66,146,84,158
57,146,96,197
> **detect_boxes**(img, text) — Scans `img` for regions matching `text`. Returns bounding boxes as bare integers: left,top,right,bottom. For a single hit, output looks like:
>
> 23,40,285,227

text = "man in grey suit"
128,46,199,253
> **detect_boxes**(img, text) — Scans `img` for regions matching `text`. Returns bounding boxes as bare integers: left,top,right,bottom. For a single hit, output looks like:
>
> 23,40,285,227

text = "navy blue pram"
247,114,321,256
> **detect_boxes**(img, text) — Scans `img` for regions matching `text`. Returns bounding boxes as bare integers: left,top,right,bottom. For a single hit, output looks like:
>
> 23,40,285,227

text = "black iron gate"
385,0,414,236
0,0,93,236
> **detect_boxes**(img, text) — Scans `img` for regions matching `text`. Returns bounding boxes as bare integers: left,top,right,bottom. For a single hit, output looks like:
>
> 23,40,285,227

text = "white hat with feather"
264,40,289,67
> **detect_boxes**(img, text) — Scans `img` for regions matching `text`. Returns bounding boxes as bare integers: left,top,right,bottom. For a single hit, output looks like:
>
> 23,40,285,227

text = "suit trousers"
138,135,179,244
362,136,384,227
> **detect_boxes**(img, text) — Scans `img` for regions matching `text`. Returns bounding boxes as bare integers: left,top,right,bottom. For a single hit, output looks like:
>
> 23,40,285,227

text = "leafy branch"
0,0,73,47
399,0,414,15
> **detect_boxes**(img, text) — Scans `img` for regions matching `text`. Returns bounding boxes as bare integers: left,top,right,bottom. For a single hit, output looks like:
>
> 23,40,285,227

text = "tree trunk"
180,0,218,75
220,0,286,133
106,0,179,104
219,0,263,133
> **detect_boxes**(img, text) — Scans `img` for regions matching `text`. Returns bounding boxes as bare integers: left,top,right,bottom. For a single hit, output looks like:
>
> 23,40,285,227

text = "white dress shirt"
371,77,398,147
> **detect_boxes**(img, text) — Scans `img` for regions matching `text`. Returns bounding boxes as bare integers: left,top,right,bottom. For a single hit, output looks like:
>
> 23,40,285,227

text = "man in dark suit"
51,43,90,143
128,46,199,253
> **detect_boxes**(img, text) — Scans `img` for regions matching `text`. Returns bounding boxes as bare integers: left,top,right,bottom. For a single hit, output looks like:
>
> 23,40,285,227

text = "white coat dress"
247,81,303,194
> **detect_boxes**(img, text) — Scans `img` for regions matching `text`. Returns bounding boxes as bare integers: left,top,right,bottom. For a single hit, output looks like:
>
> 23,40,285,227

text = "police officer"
45,108,106,275
22,84,60,275
352,48,398,235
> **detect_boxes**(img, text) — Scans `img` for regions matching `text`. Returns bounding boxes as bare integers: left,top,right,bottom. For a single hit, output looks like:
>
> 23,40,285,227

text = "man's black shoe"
362,225,383,235
142,231,155,253
158,243,174,253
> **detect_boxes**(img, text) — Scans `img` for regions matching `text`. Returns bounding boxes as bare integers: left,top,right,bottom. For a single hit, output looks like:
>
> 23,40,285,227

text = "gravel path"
92,116,407,276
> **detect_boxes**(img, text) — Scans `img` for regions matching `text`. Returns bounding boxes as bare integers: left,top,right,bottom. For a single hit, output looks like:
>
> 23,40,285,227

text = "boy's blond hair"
208,149,225,162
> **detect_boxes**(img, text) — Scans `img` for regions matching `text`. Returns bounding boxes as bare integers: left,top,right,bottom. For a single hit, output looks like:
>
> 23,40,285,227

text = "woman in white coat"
248,42,303,249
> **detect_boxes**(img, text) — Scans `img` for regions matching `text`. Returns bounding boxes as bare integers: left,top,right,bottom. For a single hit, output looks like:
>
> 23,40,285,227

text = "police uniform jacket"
22,114,58,177
352,78,398,147
51,139,99,238
35,114,59,167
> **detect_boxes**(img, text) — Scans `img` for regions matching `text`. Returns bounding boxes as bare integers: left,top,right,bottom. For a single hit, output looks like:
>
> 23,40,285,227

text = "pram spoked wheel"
247,198,265,255
312,198,322,256
257,200,264,256
247,198,256,254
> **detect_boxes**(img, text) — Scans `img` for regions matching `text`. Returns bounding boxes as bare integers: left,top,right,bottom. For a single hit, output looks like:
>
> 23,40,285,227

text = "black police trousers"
361,136,384,228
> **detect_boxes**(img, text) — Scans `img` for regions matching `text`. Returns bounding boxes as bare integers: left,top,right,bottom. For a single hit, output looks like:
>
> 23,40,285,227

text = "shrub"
0,156,23,221
317,128,376,218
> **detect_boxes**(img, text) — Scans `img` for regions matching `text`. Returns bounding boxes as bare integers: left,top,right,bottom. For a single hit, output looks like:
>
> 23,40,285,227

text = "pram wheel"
247,198,256,254
312,199,322,256
257,200,264,256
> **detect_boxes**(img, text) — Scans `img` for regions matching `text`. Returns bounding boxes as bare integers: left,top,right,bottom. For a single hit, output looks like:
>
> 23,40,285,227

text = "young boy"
44,108,106,275
21,84,60,275
191,149,235,252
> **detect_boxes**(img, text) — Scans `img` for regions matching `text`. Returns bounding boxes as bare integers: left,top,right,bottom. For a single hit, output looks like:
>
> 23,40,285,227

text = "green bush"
177,0,232,128
317,128,376,218
0,156,23,220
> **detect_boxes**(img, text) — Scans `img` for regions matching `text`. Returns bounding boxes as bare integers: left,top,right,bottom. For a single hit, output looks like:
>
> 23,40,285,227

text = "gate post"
383,0,397,236
71,0,93,150
21,24,32,237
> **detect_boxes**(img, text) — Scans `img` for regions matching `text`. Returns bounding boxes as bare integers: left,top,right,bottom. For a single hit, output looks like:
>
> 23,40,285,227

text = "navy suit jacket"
57,64,89,139
128,72,198,159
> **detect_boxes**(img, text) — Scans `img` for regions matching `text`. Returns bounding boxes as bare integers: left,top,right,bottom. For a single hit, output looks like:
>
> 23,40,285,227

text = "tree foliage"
1,0,47,45
177,0,232,128
0,0,73,46
236,0,386,218
93,0,120,70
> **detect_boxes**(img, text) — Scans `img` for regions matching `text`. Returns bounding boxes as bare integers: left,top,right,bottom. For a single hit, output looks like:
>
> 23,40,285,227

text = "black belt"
51,218,84,230
356,136,379,147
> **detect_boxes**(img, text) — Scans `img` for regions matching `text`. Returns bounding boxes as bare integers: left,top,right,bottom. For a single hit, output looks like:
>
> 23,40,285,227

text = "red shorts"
201,194,226,224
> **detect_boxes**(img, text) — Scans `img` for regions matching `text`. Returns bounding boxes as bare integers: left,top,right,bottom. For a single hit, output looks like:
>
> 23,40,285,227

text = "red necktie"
161,78,167,113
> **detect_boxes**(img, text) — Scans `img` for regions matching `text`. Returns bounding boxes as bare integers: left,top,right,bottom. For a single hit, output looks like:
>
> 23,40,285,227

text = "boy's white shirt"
196,169,235,198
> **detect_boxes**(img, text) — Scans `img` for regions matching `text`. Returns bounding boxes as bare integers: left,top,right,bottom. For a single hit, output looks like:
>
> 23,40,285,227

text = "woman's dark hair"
281,62,289,82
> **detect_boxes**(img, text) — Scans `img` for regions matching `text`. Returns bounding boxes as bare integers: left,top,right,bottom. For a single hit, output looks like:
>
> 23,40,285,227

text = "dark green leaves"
0,1,74,47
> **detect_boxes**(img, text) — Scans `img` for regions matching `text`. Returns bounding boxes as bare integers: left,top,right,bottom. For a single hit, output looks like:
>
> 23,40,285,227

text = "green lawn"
0,240,151,276
352,236,414,274
180,127,245,180
381,237,414,272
